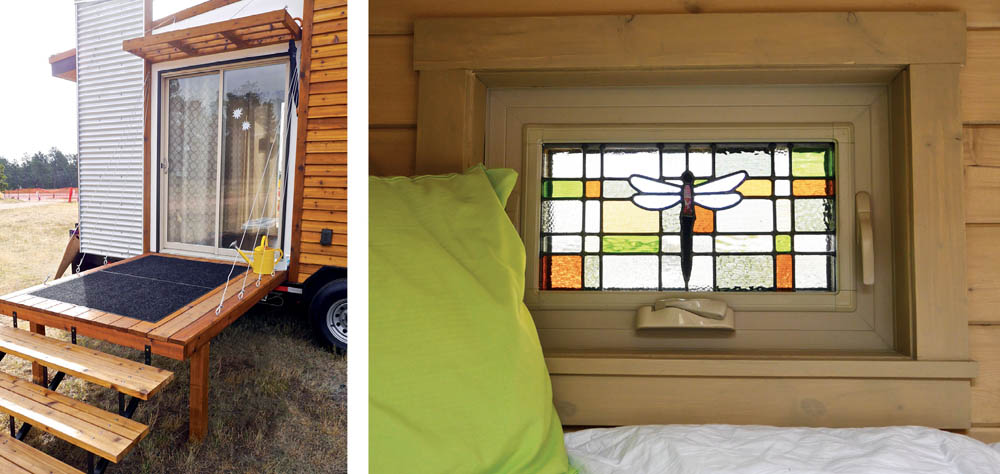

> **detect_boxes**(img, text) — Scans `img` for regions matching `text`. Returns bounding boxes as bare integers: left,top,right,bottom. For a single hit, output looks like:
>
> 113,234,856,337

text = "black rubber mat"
30,255,246,323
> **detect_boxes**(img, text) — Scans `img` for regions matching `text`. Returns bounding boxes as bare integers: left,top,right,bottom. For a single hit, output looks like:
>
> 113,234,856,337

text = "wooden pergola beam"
168,40,199,57
123,9,300,59
151,0,241,31
220,30,249,49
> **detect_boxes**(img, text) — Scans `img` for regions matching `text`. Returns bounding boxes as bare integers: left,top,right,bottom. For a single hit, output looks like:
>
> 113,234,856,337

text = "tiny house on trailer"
0,0,345,464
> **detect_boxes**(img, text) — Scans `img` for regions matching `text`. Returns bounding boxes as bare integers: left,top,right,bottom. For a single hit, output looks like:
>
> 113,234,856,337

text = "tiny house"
0,1,346,462
43,0,347,350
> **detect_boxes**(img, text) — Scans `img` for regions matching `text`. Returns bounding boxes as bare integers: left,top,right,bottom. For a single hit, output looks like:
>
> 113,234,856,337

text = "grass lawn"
0,200,346,473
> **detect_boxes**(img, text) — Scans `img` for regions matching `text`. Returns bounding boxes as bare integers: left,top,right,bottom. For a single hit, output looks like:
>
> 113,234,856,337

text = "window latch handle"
856,191,874,286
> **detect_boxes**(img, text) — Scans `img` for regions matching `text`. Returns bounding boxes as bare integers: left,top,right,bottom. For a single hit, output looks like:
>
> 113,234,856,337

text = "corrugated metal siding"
76,0,145,258
295,0,347,283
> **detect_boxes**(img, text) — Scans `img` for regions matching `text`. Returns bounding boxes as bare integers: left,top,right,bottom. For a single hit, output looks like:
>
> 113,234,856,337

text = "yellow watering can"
236,235,283,275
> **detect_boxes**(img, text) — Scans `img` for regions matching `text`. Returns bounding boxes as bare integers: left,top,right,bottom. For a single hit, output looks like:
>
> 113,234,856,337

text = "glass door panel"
220,63,287,251
164,73,220,249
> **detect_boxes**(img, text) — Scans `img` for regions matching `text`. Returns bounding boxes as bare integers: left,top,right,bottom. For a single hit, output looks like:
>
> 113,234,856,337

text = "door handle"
856,191,874,286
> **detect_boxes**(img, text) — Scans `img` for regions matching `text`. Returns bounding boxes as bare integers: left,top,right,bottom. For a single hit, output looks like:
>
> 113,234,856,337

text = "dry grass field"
0,200,346,473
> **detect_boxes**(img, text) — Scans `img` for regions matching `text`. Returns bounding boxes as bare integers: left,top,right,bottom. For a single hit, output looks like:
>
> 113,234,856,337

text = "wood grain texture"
970,325,1000,424
966,427,1000,443
413,13,966,71
371,35,417,126
908,64,969,360
0,432,80,474
961,30,1000,124
964,126,1000,167
415,70,486,173
553,375,971,428
188,342,209,441
966,165,1000,223
371,0,1000,34
0,372,148,462
967,225,1000,323
370,128,416,176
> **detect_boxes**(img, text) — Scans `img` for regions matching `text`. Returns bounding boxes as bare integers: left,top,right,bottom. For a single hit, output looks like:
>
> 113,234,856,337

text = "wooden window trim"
411,12,974,428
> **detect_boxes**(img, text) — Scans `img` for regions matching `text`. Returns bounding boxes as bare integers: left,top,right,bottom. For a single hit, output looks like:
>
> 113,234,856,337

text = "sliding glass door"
161,60,288,257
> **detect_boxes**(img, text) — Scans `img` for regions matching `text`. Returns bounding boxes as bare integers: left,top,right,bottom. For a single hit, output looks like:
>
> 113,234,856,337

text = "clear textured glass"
775,179,791,196
548,150,583,178
661,234,681,253
603,255,659,289
584,235,600,253
585,151,601,178
550,235,582,253
715,144,771,177
716,235,773,253
604,147,659,178
693,235,713,253
603,201,659,233
221,63,287,251
794,234,836,252
688,145,713,177
661,256,685,289
774,145,791,176
717,255,774,290
585,201,600,233
662,145,686,177
602,180,637,198
795,255,831,289
716,199,774,232
688,256,714,292
661,206,681,232
794,198,835,232
166,73,220,247
776,199,792,232
542,200,583,233
584,255,600,288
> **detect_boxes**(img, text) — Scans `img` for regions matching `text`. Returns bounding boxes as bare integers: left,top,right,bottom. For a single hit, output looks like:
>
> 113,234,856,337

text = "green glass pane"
546,181,583,198
541,181,553,198
792,146,833,177
775,234,792,252
602,235,659,253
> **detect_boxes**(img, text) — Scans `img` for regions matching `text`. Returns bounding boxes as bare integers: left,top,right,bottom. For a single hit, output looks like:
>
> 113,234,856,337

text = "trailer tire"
310,278,347,351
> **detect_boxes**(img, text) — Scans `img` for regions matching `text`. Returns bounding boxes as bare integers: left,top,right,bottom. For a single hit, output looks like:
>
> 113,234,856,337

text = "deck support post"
189,342,210,441
29,323,47,386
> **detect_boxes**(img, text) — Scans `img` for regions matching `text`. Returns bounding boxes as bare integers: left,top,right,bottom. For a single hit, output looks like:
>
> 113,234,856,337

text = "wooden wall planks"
368,0,1000,430
293,0,348,283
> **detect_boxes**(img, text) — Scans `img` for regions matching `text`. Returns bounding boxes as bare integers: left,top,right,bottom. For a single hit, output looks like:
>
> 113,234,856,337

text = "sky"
0,0,202,162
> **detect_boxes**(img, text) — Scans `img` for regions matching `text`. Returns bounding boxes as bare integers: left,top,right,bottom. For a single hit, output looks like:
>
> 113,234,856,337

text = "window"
159,60,289,257
487,85,894,352
539,143,837,293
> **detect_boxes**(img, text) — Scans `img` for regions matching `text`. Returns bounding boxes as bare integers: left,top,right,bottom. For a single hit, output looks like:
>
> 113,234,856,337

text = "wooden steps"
0,326,173,400
0,371,148,462
0,433,80,474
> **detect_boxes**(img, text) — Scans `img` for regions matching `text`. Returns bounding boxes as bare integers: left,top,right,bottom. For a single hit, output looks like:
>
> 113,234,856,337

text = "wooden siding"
291,0,347,284
369,0,1000,439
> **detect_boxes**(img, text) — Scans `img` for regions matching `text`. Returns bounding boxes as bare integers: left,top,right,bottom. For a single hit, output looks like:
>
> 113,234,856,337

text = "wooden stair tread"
0,326,173,400
0,433,80,474
0,372,148,463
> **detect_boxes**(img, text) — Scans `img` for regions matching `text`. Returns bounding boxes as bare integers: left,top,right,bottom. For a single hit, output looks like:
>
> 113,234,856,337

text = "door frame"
153,47,297,261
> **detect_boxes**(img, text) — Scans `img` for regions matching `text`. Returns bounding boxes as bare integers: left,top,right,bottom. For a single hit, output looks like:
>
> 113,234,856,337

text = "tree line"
0,149,78,192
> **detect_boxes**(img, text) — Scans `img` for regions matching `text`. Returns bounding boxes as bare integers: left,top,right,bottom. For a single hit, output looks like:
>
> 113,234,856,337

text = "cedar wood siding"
292,0,348,283
368,0,1000,441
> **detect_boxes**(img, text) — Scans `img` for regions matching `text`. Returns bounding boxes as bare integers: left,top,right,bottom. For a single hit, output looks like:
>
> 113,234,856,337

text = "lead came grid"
539,143,836,292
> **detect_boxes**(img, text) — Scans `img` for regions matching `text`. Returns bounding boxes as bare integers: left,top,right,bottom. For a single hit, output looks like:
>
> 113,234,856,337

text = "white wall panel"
76,0,145,258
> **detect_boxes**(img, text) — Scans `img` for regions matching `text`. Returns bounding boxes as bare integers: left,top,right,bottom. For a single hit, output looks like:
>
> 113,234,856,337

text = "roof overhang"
122,9,301,64
49,49,77,82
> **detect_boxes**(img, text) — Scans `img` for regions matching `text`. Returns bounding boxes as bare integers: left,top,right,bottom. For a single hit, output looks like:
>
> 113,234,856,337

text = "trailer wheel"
310,278,347,350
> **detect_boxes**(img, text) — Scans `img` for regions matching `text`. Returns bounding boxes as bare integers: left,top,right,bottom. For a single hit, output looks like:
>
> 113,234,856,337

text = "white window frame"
486,85,896,352
149,43,299,262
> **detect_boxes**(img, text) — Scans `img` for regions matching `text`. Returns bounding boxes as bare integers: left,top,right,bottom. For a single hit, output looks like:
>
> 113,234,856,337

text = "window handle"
856,191,874,286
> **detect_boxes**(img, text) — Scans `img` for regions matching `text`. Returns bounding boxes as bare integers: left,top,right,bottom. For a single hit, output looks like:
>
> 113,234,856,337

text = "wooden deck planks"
0,326,173,400
0,372,148,462
171,272,285,349
0,433,80,474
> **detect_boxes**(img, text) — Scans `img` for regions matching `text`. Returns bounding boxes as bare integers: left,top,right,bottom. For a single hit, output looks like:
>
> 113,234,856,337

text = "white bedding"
565,425,1000,474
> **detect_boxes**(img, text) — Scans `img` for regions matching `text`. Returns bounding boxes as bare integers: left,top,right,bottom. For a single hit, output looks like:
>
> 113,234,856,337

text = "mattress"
565,425,1000,474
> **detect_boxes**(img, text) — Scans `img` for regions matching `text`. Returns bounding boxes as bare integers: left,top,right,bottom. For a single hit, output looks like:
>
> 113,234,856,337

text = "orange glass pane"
736,179,772,196
694,206,714,233
776,254,793,289
792,179,834,196
585,180,601,198
550,255,582,289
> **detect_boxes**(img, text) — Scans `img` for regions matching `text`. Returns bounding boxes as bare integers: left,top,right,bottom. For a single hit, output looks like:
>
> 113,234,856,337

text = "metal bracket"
71,327,77,345
144,345,151,365
11,312,16,328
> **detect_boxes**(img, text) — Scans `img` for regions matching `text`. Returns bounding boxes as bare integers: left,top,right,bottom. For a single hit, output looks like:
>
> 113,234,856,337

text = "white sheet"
565,425,1000,474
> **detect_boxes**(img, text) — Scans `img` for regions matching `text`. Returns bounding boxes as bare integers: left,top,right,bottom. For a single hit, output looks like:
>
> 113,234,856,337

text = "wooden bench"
0,371,148,463
0,433,80,474
0,326,173,400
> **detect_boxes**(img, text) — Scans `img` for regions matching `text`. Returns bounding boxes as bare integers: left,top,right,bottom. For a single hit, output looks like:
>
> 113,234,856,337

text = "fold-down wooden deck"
0,253,286,440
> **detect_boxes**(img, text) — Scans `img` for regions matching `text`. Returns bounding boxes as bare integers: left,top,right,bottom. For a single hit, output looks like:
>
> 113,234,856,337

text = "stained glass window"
539,143,836,292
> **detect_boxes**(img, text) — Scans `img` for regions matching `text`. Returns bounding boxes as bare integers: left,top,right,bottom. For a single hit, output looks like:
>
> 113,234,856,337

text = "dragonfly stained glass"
539,143,836,292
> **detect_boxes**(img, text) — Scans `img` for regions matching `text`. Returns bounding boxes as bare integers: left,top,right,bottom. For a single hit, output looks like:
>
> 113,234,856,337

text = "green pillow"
369,165,574,474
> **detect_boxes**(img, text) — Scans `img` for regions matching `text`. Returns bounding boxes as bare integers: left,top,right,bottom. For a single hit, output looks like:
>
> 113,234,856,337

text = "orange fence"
2,187,77,202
